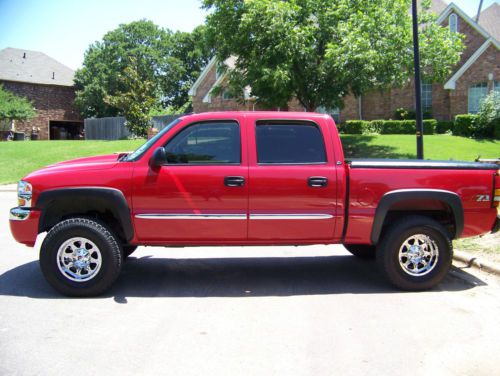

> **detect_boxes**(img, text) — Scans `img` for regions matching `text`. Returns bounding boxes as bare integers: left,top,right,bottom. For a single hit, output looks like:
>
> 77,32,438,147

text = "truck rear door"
246,114,339,242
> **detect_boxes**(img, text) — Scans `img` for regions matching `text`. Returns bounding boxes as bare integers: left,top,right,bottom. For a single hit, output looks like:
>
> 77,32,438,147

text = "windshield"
124,118,182,161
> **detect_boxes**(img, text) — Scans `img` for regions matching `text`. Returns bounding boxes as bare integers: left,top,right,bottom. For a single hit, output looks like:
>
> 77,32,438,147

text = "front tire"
40,218,122,296
376,216,452,291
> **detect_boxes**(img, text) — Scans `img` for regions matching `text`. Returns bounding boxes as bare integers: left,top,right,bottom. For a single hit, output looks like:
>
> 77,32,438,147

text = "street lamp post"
412,0,424,159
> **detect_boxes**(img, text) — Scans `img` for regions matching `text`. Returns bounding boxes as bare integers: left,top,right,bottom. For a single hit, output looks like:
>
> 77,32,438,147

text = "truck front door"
132,119,248,243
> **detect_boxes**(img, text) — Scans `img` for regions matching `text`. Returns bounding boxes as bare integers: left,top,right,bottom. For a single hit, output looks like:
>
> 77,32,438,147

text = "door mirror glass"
149,147,167,168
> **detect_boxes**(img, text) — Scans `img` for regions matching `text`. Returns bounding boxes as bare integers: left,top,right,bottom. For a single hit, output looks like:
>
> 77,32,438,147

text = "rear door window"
255,122,326,164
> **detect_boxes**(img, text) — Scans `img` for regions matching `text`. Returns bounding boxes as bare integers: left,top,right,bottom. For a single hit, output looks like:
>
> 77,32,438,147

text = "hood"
24,153,123,179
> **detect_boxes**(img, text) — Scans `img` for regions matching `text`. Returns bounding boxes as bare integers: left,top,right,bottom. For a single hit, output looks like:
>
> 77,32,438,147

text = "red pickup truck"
10,112,500,296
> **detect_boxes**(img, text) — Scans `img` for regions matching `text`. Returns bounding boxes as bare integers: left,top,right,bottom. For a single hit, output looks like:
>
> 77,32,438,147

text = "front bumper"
9,207,40,247
493,215,500,234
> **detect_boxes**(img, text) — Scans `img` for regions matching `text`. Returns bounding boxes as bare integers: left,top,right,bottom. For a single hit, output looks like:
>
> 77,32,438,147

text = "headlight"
18,181,32,207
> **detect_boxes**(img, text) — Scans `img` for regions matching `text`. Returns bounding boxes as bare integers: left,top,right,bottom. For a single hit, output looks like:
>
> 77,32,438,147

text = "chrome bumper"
10,207,31,221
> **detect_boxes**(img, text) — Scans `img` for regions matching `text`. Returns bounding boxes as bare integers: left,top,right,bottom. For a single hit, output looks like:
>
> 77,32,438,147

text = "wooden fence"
84,115,181,140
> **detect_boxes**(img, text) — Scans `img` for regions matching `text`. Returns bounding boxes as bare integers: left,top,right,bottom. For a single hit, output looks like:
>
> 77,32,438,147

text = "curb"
453,250,500,276
0,184,17,192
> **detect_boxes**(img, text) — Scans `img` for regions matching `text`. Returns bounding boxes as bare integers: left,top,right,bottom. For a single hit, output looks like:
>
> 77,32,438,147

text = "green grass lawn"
0,139,144,184
0,135,499,184
341,134,500,160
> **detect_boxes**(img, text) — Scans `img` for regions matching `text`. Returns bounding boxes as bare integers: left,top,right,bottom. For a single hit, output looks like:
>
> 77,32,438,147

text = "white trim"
249,214,334,220
436,3,494,41
202,70,228,103
444,38,499,89
188,57,217,96
135,214,246,220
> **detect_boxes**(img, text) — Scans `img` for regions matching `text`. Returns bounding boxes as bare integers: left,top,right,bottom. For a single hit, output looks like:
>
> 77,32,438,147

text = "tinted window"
164,121,240,164
256,122,326,164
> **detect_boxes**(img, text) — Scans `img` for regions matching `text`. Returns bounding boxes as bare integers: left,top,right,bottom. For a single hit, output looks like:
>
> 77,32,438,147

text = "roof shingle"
0,47,75,86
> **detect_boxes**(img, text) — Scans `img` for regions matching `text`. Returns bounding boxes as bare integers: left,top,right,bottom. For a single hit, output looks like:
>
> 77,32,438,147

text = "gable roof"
0,47,75,86
444,38,500,89
478,3,500,41
436,2,496,41
428,0,448,15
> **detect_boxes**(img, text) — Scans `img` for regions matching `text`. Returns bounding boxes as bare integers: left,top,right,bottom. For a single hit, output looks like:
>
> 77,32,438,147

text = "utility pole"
476,0,484,22
412,0,424,159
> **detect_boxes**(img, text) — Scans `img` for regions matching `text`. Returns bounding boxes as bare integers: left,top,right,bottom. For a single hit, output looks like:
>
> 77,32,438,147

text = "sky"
0,0,498,71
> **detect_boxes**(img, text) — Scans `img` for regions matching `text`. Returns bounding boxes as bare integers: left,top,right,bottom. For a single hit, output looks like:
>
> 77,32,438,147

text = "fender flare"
36,187,134,241
371,189,464,244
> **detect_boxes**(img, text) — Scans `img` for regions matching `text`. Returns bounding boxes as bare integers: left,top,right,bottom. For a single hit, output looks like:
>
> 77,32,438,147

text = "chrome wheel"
56,237,102,282
398,234,439,277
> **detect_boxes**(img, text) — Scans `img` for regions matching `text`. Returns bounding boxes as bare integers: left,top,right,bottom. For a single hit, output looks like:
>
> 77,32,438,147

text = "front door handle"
308,176,328,188
224,176,245,187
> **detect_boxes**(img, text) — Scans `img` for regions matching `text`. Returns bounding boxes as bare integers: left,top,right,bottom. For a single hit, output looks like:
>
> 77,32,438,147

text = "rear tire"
40,218,122,297
344,244,376,259
376,215,452,291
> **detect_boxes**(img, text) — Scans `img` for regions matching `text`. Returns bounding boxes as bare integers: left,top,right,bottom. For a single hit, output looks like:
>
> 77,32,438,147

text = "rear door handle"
224,176,245,187
308,176,328,187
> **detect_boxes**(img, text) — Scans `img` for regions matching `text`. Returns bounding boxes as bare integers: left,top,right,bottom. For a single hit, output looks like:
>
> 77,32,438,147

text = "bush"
344,120,368,134
454,115,478,137
475,92,500,138
394,108,416,120
380,120,435,135
436,120,454,134
492,118,500,140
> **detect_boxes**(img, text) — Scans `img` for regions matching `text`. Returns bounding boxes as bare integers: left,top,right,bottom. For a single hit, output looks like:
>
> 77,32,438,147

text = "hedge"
343,119,436,135
454,115,478,137
436,120,454,134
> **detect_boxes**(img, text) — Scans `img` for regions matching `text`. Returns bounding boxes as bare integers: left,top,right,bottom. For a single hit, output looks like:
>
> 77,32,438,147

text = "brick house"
0,47,83,140
189,1,500,122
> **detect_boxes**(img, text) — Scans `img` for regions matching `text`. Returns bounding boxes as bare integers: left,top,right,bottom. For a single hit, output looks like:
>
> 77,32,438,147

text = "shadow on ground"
0,255,486,301
340,135,415,159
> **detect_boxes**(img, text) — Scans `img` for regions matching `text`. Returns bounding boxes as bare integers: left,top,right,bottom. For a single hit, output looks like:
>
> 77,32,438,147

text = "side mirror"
149,147,167,168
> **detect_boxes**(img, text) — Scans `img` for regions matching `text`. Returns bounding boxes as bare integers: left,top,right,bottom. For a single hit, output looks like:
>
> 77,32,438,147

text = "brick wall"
1,80,81,140
450,44,500,118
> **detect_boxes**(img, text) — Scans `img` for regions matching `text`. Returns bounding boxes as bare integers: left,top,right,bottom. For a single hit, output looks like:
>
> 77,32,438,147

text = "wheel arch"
36,187,134,242
371,189,464,244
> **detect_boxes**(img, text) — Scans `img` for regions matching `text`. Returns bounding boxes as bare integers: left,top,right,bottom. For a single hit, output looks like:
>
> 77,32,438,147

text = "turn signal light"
18,198,27,207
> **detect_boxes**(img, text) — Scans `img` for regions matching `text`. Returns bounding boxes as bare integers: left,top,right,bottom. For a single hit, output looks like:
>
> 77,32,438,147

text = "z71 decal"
476,195,490,202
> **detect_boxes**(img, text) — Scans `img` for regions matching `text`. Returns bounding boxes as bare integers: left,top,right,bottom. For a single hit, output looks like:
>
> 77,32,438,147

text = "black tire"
40,218,123,297
376,215,452,291
345,244,376,259
122,245,138,258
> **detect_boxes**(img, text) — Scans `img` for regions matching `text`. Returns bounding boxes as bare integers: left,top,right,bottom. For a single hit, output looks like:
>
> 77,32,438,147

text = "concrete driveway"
1,190,500,376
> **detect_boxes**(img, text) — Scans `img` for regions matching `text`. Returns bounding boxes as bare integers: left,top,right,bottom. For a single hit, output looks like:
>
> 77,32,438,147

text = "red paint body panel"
8,111,499,248
10,210,40,247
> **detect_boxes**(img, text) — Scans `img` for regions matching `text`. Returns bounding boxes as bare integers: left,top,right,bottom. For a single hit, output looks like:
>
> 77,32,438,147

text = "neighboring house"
0,47,82,139
189,1,500,122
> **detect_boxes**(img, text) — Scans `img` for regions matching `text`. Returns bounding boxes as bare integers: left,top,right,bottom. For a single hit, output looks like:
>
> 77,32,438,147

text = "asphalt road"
1,190,500,376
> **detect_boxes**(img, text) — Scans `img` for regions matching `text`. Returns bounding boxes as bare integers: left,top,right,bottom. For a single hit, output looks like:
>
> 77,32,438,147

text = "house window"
468,82,488,114
494,81,500,93
421,82,432,112
316,106,340,123
449,13,458,33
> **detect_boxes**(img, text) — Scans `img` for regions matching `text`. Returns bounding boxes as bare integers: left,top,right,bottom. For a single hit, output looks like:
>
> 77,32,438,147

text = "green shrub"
379,120,435,135
454,115,478,137
344,120,368,134
436,120,454,134
492,118,500,140
475,92,500,138
394,108,416,120
368,120,384,134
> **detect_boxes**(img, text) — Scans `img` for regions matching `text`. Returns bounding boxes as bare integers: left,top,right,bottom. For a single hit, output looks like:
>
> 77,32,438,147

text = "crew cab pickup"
10,112,500,296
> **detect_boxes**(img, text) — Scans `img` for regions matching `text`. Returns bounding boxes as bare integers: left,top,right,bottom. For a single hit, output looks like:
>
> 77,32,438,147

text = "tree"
202,0,464,111
74,20,212,118
105,59,157,137
0,85,36,130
